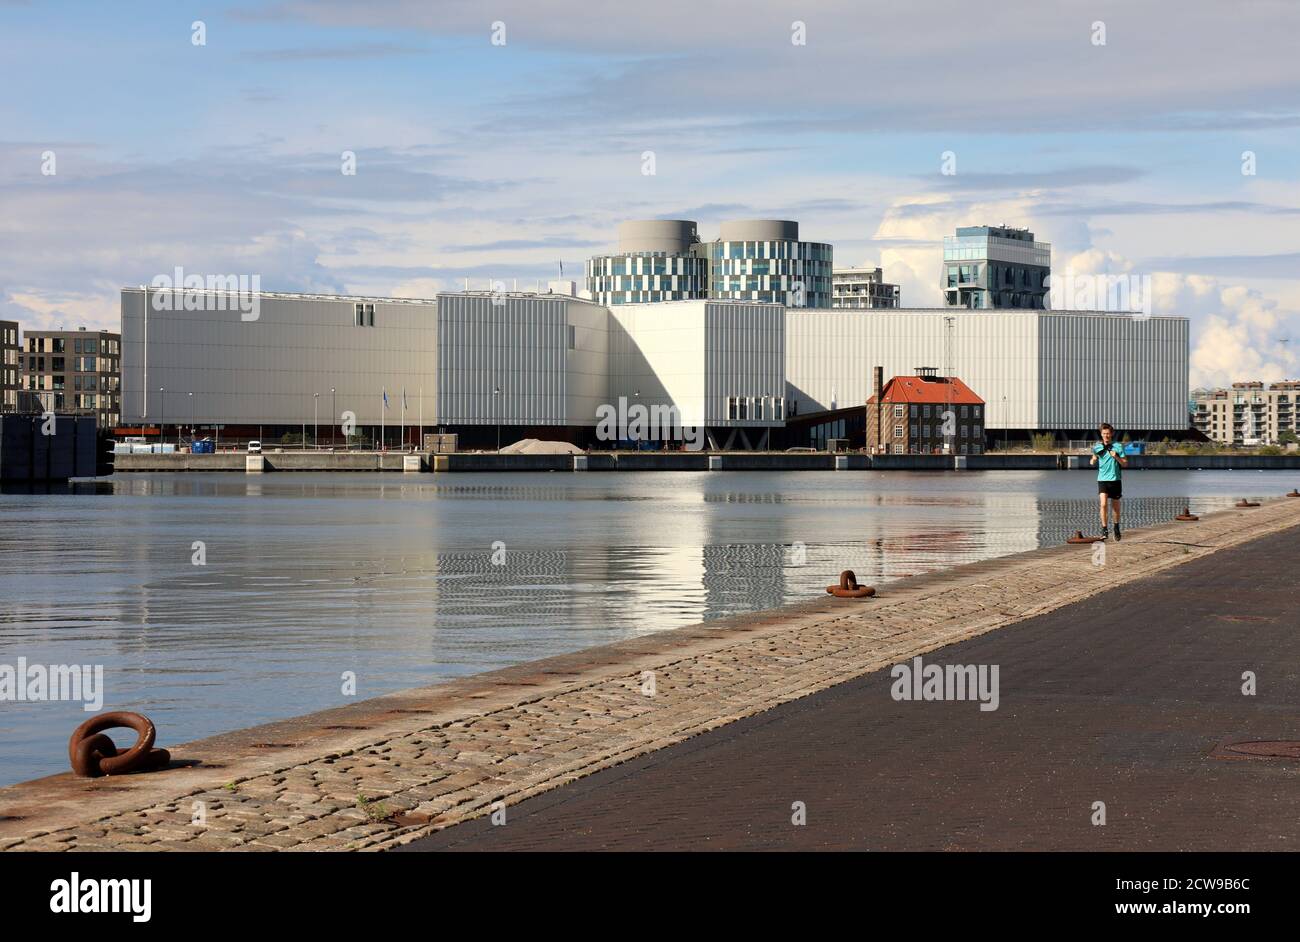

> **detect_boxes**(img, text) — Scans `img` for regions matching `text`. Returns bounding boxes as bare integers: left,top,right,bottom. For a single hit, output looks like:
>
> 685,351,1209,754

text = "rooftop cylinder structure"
617,219,699,255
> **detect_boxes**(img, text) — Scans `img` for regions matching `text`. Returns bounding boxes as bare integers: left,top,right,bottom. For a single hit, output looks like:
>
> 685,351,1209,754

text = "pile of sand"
497,438,584,455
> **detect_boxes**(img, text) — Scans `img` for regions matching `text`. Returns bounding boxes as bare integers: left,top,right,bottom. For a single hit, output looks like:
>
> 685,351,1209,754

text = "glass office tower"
942,225,1050,309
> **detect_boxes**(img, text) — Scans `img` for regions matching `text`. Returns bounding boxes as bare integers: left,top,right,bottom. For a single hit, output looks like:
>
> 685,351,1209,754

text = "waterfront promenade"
405,523,1300,851
3,495,1298,851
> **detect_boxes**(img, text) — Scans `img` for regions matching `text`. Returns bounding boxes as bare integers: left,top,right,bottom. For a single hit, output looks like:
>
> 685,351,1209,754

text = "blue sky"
2,0,1298,385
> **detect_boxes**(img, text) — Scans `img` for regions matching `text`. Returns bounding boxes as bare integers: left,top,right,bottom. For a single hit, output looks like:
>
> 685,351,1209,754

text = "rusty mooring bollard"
1174,506,1199,521
1066,530,1105,544
68,712,171,778
826,569,875,599
1235,499,1260,508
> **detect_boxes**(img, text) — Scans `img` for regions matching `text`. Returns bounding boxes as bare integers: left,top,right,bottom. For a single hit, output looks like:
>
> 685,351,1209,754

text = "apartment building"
21,327,122,429
831,266,901,309
1193,381,1300,445
1,320,19,413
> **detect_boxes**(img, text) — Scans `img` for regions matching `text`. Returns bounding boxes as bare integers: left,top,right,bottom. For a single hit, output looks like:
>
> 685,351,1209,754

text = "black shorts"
1098,480,1123,499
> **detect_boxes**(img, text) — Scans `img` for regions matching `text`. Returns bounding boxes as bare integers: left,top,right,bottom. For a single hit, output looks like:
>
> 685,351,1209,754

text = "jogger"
1090,423,1128,540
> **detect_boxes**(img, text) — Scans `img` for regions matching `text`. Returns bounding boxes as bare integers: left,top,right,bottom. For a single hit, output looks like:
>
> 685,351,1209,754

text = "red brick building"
866,367,985,454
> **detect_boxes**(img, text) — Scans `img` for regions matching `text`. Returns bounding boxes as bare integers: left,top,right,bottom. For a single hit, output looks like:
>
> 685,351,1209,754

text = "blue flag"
382,389,389,410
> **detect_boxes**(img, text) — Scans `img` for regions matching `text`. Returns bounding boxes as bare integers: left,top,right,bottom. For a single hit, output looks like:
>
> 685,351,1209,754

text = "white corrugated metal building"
120,289,1190,442
784,308,1188,433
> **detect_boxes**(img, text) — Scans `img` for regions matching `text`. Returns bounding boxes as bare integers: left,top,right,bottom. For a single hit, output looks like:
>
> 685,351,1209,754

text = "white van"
247,440,262,454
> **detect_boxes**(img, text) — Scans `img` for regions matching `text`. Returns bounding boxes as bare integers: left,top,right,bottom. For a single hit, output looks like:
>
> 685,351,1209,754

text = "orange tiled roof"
867,375,984,406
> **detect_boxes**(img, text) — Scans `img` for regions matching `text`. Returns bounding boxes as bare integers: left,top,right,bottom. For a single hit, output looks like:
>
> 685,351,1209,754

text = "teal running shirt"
1093,442,1123,482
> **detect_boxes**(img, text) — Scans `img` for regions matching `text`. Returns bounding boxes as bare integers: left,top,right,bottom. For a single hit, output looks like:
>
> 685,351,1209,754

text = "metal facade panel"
435,294,570,425
120,289,438,427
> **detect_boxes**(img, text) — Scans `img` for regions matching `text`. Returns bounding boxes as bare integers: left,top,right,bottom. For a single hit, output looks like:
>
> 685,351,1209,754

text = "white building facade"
785,309,1188,433
121,289,1190,445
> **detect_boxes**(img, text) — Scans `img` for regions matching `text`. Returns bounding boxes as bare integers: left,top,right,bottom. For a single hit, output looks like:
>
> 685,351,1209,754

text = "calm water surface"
1,469,1292,785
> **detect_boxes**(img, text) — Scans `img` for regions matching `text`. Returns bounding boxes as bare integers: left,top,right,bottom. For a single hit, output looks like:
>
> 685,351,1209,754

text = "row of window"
896,424,983,438
22,355,113,373
588,256,708,277
892,402,983,419
891,442,984,454
24,337,118,355
725,395,786,422
710,241,833,262
355,303,375,327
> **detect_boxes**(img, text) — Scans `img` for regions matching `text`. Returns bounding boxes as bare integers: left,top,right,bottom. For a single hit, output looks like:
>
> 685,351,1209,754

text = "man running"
1090,423,1128,540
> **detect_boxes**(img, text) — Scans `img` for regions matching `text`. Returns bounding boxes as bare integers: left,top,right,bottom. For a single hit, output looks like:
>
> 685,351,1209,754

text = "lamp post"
1001,395,1007,452
314,393,319,451
493,386,501,452
158,386,164,444
632,389,641,451
187,391,194,445
331,387,337,448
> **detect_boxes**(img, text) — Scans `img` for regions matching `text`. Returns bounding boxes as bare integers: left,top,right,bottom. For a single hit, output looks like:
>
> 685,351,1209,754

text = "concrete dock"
110,450,1300,473
2,494,1299,852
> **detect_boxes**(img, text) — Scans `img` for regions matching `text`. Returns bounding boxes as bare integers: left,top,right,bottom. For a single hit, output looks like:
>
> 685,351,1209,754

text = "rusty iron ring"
1174,506,1199,521
826,569,876,599
1235,499,1260,508
1066,530,1105,544
68,712,171,778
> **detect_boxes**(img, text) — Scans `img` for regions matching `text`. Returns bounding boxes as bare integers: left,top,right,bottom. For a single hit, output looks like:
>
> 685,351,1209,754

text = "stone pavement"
3,495,1299,852
402,522,1300,851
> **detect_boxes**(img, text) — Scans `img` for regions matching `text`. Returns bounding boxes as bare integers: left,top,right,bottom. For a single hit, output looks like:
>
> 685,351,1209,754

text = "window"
567,325,576,350
960,405,968,419
893,403,904,417
922,425,930,438
960,425,968,438
86,340,98,354
974,425,982,437
893,425,903,438
893,443,904,454
910,404,918,417
355,303,364,326
910,423,917,439
74,339,82,354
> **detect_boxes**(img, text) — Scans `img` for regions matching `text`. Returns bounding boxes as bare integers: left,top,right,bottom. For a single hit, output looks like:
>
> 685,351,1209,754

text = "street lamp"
314,393,319,451
158,386,164,444
187,391,194,445
331,387,337,448
632,389,641,451
1001,395,1007,452
493,386,501,452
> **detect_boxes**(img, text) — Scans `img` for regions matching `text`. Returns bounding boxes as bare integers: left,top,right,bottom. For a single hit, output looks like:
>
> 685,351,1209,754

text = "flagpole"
401,390,406,451
381,387,385,452
419,387,424,451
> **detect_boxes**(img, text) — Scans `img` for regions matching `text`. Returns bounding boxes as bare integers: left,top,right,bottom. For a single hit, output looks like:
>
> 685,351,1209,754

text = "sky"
1,0,1298,387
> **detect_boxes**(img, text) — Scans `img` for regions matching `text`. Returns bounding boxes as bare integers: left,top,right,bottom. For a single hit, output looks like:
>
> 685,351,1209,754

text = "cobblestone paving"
3,498,1298,852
